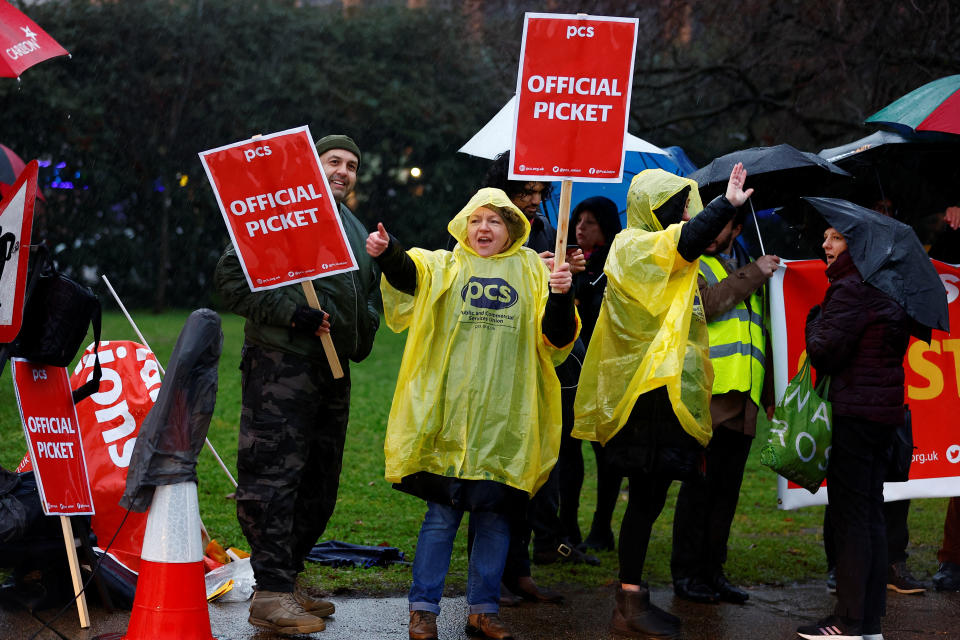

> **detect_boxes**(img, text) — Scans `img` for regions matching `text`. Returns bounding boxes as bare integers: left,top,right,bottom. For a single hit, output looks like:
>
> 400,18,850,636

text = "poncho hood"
447,187,529,257
573,170,714,447
627,169,704,231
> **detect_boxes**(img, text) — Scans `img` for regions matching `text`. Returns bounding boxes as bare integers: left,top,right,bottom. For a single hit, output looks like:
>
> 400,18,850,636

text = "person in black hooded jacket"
798,226,911,640
557,196,625,551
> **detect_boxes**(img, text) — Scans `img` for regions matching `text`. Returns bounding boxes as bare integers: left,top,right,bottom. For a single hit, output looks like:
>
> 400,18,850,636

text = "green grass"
0,310,948,595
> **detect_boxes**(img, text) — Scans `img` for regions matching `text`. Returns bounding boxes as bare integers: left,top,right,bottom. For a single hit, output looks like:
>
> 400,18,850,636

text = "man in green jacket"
215,135,381,636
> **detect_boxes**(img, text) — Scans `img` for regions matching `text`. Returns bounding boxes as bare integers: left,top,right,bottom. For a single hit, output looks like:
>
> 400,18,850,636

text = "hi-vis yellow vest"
699,255,766,407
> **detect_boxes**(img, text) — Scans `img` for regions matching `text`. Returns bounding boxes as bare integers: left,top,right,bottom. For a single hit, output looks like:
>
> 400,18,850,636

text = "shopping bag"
757,358,832,493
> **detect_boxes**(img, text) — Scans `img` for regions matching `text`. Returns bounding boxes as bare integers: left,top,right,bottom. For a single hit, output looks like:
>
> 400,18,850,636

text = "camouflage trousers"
235,342,351,592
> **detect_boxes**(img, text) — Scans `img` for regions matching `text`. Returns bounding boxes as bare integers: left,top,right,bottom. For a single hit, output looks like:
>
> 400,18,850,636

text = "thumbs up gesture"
366,222,390,257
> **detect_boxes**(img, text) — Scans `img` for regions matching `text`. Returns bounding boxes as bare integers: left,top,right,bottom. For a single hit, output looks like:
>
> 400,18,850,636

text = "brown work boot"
294,584,336,617
409,610,439,640
466,612,514,639
248,589,326,635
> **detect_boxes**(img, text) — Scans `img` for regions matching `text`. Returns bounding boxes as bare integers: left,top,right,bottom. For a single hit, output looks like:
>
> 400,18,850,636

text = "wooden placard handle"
60,516,90,628
300,281,344,379
551,180,573,293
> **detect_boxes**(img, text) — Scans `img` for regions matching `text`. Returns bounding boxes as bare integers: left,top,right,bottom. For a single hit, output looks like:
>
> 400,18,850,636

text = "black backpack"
0,245,102,403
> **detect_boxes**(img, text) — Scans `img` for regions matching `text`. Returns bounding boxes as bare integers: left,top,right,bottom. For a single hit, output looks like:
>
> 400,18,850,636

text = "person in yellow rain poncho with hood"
365,187,579,640
573,163,754,640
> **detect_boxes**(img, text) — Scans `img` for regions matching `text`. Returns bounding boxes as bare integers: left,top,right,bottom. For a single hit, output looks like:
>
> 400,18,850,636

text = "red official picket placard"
0,160,37,342
198,126,358,291
12,359,94,515
511,13,638,183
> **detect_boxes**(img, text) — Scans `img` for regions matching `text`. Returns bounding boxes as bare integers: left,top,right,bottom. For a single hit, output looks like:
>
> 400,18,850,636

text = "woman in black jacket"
557,196,624,550
799,226,911,640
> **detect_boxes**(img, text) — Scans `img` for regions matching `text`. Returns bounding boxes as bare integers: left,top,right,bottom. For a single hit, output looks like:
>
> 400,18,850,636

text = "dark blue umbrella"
542,149,686,229
802,197,948,336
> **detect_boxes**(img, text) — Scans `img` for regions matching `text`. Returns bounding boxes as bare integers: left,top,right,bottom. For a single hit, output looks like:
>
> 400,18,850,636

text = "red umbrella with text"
0,0,69,79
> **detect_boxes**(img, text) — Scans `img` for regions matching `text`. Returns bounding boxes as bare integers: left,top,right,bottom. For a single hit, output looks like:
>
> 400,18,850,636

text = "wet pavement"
1,583,957,640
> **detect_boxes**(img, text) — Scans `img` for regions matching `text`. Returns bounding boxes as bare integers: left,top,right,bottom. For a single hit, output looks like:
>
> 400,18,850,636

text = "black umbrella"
801,197,948,337
818,130,960,219
689,143,850,212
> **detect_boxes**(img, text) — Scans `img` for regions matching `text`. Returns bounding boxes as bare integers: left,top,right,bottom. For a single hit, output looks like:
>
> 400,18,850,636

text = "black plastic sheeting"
121,309,223,512
305,540,408,569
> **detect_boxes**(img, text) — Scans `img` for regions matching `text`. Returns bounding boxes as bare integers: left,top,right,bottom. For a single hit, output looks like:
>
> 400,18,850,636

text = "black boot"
610,585,681,639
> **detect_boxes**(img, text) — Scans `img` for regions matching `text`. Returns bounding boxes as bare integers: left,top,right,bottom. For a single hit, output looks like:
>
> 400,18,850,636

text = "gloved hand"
291,306,330,335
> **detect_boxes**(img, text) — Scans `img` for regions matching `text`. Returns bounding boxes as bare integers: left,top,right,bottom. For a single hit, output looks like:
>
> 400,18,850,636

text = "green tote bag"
757,358,832,494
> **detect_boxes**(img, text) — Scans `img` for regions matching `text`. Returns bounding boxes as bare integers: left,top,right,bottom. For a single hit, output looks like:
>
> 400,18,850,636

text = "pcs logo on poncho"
461,277,518,310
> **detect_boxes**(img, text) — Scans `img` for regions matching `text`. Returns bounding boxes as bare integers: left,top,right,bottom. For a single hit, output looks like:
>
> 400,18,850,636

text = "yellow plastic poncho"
382,188,578,496
572,169,714,447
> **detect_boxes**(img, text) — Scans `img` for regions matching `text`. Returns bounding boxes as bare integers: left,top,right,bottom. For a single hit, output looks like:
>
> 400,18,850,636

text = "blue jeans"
409,502,510,615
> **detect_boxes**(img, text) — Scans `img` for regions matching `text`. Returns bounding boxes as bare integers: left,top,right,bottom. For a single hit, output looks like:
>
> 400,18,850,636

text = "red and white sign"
16,341,160,571
198,126,358,291
769,259,960,508
13,359,94,515
0,160,37,342
511,13,638,183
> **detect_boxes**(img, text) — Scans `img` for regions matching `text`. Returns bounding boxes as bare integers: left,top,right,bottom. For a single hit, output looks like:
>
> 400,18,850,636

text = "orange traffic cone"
122,482,215,640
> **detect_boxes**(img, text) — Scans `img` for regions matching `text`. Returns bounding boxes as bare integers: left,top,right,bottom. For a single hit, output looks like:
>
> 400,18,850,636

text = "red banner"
198,126,358,291
13,360,93,515
0,160,37,342
511,13,638,183
771,259,960,508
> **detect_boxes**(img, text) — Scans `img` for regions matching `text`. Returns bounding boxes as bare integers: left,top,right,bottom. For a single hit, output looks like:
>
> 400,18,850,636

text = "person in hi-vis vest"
670,207,779,606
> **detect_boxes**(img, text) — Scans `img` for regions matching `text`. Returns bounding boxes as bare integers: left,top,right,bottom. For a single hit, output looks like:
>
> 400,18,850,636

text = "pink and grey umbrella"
0,0,69,79
866,75,960,136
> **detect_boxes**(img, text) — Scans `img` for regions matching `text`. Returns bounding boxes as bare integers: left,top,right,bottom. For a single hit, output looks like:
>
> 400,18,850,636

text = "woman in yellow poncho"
572,164,753,639
365,187,578,640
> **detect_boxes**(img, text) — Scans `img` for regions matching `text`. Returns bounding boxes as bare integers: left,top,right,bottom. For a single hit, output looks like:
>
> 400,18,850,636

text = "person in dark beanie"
215,134,381,635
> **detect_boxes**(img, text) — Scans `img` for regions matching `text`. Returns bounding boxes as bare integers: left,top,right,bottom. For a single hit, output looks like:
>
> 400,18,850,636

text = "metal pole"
100,275,238,489
750,199,766,256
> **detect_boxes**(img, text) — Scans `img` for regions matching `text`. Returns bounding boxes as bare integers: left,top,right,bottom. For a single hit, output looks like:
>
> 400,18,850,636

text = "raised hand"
366,222,390,257
725,162,754,208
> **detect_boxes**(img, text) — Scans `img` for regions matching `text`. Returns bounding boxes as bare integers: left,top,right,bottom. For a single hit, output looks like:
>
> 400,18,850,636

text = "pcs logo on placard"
566,25,594,39
244,145,272,162
461,277,518,310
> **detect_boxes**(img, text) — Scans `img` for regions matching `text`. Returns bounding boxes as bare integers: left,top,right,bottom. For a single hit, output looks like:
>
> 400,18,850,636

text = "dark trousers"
938,497,960,565
236,343,351,592
671,426,753,580
557,403,585,544
824,501,911,569
618,473,674,585
827,415,894,625
496,386,575,582
557,422,624,546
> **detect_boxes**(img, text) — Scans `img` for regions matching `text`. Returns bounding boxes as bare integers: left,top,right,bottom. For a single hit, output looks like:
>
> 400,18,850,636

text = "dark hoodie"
569,196,622,345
